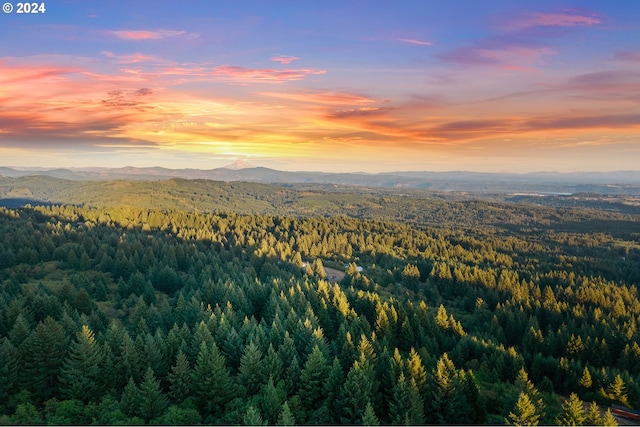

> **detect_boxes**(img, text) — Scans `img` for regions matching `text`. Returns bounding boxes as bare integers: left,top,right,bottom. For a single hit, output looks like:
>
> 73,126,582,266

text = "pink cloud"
615,51,640,62
439,40,554,68
101,51,162,64
501,65,537,72
211,65,326,83
397,38,432,46
271,55,300,64
509,12,601,30
110,29,198,40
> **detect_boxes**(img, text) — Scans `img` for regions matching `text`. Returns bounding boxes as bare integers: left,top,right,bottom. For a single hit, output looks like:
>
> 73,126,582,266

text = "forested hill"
0,178,639,424
2,166,640,195
1,176,639,237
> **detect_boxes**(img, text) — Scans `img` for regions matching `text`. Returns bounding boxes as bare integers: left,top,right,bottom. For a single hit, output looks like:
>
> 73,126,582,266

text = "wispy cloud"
101,51,166,64
110,29,198,40
525,113,640,132
615,50,640,62
211,65,326,84
259,90,375,105
438,38,555,67
508,11,601,30
397,38,432,46
271,55,300,64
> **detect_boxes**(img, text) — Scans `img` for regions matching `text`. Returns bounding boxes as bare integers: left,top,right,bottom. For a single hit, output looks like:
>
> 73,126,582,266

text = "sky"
0,0,639,173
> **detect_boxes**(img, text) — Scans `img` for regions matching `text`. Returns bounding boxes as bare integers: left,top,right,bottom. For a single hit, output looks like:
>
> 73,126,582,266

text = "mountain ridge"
1,165,640,194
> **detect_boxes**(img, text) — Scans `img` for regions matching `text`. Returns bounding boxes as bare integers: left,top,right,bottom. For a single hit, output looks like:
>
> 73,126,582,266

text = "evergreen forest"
1,178,639,425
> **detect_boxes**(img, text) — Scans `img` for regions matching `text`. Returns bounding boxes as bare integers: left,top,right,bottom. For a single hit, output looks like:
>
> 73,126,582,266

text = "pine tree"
276,401,295,426
435,304,449,329
401,264,421,291
586,401,602,426
256,376,285,425
431,353,470,424
191,341,236,419
59,325,104,403
406,347,427,395
0,338,19,404
299,345,330,417
602,408,618,426
168,350,191,403
514,367,545,421
556,393,586,426
263,344,284,383
284,355,301,395
507,391,540,426
9,313,32,348
243,405,265,426
238,340,266,396
138,367,167,422
323,357,344,420
117,331,142,385
362,402,380,426
579,366,593,390
20,317,68,402
389,372,424,425
338,359,374,424
607,374,628,405
120,377,141,418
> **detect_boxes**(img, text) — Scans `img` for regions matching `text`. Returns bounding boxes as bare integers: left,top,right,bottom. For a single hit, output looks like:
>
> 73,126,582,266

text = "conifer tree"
556,393,586,426
338,358,375,424
20,317,67,402
579,366,593,390
138,367,167,422
263,344,284,383
431,353,470,424
238,340,266,396
602,408,618,426
586,401,602,426
323,357,344,420
362,402,380,426
406,347,427,395
0,338,19,404
607,374,628,405
435,304,449,329
514,367,545,421
168,350,191,403
256,376,285,425
276,401,295,426
59,325,104,403
299,345,330,416
243,405,265,426
389,372,425,425
507,391,540,426
120,377,141,418
191,341,236,419
284,355,301,395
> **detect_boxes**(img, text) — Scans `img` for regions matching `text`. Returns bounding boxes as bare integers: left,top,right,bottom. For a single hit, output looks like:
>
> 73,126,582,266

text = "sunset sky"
1,0,639,173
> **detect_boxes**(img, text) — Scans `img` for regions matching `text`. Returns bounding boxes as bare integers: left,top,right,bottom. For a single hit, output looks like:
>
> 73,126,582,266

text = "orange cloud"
259,90,375,105
2,53,638,167
271,55,300,64
210,65,327,84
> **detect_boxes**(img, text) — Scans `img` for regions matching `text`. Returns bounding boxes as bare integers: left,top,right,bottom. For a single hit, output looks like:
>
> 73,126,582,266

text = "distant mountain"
223,159,256,170
1,165,640,195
